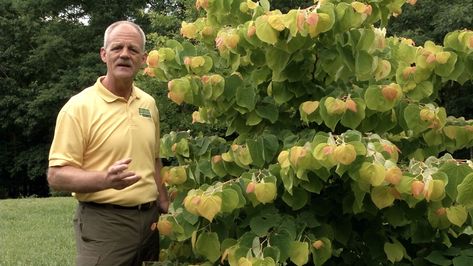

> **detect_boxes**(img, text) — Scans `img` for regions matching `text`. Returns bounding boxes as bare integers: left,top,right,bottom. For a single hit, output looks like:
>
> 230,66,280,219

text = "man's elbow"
47,167,60,190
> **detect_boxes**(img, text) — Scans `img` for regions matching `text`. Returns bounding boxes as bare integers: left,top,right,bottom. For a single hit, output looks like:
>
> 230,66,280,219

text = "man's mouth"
116,62,132,68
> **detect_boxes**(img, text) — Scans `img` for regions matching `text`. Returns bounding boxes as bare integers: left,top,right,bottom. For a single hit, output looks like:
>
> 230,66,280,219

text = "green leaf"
364,85,396,112
223,74,243,100
435,52,458,77
403,104,430,135
223,160,245,177
230,183,247,209
396,42,418,64
423,130,443,146
427,207,450,229
263,246,281,262
406,80,434,101
425,250,451,266
288,241,309,266
262,133,280,163
341,97,366,129
311,237,332,266
269,230,292,261
191,55,213,75
444,31,464,51
250,209,282,237
251,66,271,85
355,50,374,81
253,257,277,266
453,255,473,266
236,85,256,111
256,103,279,123
319,97,342,131
370,186,395,209
195,232,221,263
266,47,290,76
247,138,265,168
457,173,473,209
384,241,404,263
282,187,309,211
280,168,294,194
246,111,263,126
221,238,238,254
270,82,293,105
221,188,240,213
300,176,324,194
351,182,366,214
255,15,279,45
260,0,270,12
440,162,473,200
384,206,410,227
446,205,468,227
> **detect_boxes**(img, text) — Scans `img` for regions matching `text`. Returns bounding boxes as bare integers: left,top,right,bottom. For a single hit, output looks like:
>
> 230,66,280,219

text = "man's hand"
105,158,141,190
158,198,170,214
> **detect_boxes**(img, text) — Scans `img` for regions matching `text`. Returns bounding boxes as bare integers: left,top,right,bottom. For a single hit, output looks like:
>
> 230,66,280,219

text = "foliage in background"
388,0,473,121
145,0,473,265
0,0,163,198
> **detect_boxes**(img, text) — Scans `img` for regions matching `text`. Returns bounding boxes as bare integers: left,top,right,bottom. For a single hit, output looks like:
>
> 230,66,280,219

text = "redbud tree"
145,0,473,265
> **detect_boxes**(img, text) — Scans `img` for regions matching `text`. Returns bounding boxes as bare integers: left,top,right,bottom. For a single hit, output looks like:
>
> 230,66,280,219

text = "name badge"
139,108,151,118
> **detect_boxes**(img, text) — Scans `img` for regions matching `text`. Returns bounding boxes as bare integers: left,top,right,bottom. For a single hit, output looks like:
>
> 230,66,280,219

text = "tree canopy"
144,0,473,264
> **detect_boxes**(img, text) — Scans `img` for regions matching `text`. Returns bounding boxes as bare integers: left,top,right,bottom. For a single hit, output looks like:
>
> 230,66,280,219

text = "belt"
80,201,155,211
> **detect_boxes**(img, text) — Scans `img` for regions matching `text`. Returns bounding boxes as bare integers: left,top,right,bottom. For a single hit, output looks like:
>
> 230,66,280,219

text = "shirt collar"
95,76,141,103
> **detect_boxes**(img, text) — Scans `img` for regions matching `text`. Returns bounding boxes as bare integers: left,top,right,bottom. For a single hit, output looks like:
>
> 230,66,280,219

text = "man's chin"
113,69,136,79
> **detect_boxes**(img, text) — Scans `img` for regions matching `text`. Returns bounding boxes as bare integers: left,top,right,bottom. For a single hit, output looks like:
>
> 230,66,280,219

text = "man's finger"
116,158,132,165
110,164,129,175
115,175,141,189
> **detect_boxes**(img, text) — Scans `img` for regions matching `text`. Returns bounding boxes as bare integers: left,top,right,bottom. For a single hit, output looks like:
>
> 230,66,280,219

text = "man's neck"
101,76,133,100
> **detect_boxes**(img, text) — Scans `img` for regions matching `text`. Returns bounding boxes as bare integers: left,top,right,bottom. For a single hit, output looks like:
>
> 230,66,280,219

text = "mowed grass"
0,197,76,266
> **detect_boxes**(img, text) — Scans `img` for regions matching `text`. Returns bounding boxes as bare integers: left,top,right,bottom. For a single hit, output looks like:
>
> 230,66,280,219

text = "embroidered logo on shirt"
139,108,151,118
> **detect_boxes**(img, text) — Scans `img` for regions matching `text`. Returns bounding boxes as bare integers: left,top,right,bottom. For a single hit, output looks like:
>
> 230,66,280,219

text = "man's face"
100,24,146,81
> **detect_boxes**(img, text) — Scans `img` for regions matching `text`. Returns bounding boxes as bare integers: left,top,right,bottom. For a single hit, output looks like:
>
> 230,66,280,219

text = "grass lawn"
0,197,76,266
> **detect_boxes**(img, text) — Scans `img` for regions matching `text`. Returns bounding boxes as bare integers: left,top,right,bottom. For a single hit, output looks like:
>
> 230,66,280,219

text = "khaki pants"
74,202,160,266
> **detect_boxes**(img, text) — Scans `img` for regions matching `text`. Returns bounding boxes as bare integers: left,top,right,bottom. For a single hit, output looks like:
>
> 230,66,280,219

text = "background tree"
0,0,160,198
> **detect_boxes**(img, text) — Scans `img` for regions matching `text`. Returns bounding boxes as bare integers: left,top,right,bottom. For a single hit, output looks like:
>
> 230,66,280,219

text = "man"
47,21,169,266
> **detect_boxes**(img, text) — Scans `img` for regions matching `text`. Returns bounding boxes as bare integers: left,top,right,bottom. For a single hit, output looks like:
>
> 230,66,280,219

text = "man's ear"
142,52,148,67
100,47,107,63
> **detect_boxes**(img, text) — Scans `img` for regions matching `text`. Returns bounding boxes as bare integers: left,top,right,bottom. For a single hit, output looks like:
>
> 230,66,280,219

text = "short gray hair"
103,21,146,51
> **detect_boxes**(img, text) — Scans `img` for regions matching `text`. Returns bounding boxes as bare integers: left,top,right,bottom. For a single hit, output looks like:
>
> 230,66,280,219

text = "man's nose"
119,48,131,58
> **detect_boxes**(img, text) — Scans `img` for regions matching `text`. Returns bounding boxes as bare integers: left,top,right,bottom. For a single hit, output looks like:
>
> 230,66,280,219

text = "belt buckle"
137,201,152,210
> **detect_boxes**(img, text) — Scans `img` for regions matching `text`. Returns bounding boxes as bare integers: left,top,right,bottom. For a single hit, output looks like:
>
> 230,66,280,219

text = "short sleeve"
48,108,85,168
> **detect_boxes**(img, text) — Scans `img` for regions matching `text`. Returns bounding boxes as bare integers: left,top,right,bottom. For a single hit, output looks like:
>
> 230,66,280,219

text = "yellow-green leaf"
446,205,467,227
197,195,222,222
456,172,473,208
384,241,404,263
255,15,279,45
288,241,309,266
371,186,395,209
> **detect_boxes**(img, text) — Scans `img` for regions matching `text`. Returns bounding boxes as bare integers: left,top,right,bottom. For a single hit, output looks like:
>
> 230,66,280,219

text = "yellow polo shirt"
49,77,160,206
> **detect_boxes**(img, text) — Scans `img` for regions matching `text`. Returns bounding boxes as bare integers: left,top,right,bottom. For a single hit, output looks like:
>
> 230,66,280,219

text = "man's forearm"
47,166,107,193
48,158,141,193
